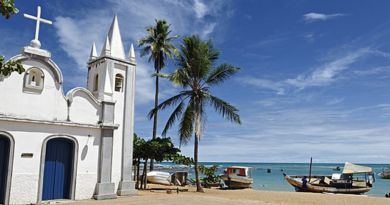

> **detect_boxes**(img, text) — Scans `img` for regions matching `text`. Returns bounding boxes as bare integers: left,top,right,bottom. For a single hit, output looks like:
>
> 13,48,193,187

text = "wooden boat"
378,168,390,179
147,171,172,185
284,162,374,194
222,166,253,189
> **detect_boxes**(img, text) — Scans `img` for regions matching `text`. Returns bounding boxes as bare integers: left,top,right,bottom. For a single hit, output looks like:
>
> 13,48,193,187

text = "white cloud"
240,78,285,95
303,12,346,23
134,60,178,105
193,0,208,19
54,15,109,68
201,22,217,38
285,48,370,89
353,65,390,76
53,0,231,104
326,98,344,105
178,106,390,163
241,48,387,94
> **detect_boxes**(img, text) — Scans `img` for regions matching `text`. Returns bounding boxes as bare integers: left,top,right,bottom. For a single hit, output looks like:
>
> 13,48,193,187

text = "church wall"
0,121,101,204
112,63,127,191
68,90,101,125
0,59,68,122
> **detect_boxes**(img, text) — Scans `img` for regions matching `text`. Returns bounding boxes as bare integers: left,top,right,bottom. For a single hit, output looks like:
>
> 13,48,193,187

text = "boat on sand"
147,171,172,185
222,166,253,189
284,162,375,194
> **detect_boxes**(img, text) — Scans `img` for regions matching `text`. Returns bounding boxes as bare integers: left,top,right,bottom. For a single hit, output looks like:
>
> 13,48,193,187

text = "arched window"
24,67,44,92
93,74,99,91
114,74,124,92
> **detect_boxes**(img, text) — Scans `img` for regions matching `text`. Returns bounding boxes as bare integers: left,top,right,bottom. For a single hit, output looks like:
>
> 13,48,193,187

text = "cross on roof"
24,6,52,48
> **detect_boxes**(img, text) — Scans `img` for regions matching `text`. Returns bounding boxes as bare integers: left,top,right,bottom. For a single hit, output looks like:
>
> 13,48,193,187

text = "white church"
0,7,137,204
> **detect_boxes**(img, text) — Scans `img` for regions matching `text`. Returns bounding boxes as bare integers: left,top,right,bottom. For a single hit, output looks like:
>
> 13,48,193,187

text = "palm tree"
139,19,178,170
149,35,241,192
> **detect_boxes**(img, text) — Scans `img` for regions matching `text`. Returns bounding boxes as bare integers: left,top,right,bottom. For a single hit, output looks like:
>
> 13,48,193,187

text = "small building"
0,14,137,204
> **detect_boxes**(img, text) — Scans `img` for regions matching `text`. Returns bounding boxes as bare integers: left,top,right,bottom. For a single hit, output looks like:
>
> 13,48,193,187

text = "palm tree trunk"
150,70,160,171
194,132,204,192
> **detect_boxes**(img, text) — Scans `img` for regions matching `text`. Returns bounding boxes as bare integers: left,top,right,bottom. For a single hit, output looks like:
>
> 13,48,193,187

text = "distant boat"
222,166,253,189
378,168,390,179
284,162,375,194
147,171,172,185
333,166,341,171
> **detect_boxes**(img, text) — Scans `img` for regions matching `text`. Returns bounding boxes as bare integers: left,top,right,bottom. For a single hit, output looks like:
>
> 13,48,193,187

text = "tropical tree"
133,134,183,189
149,35,241,192
199,165,221,187
132,134,146,189
139,19,178,171
0,0,24,76
0,0,18,19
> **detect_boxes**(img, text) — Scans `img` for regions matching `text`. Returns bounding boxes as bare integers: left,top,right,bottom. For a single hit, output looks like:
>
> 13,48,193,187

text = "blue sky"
2,0,390,163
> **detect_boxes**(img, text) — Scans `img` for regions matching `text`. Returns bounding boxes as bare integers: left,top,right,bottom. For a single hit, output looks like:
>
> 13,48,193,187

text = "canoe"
147,171,172,185
284,175,371,194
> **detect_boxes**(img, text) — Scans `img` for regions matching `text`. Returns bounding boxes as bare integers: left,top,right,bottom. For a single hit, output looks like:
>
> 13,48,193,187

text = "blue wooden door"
42,138,74,201
0,136,10,204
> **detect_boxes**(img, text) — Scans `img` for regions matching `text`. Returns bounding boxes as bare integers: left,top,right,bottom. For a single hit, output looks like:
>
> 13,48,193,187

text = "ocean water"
156,162,390,197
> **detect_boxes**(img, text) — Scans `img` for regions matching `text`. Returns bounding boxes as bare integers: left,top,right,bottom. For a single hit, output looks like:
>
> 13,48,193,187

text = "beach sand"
68,185,390,205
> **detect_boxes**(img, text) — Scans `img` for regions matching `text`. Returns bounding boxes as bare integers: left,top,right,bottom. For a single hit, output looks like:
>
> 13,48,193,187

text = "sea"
155,162,390,197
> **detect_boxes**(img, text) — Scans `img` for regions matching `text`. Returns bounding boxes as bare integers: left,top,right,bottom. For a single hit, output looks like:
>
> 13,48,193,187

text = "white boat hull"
222,175,253,189
147,171,171,185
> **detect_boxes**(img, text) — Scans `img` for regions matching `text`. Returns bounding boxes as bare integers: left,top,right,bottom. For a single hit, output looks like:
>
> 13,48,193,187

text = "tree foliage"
167,153,194,166
133,134,189,189
0,0,18,19
139,19,179,171
149,35,241,192
0,0,24,76
199,165,221,186
0,56,24,76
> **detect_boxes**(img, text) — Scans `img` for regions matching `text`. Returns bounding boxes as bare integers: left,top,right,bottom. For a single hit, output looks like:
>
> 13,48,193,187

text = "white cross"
24,6,52,48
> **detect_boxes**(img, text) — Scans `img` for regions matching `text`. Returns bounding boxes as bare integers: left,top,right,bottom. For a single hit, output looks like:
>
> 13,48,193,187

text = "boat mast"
309,157,312,182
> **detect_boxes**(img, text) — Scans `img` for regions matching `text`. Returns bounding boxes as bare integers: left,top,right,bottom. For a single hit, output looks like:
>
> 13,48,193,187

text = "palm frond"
207,94,241,124
161,101,185,137
169,68,191,86
138,19,179,72
206,64,239,86
148,93,187,119
178,101,195,146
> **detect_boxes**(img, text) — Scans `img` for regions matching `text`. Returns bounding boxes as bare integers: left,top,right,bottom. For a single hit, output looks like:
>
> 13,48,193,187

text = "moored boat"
284,162,375,194
147,171,172,185
222,166,253,189
378,168,390,179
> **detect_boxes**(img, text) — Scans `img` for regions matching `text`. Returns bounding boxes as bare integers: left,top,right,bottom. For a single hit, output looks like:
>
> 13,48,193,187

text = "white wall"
0,121,100,204
112,63,127,191
68,89,101,125
0,59,68,121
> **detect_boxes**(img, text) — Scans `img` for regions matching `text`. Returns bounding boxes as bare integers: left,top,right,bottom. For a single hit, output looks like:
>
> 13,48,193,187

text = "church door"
42,138,74,201
0,136,10,205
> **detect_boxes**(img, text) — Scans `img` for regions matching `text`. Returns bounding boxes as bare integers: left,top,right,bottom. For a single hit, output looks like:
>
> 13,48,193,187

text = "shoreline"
70,186,390,205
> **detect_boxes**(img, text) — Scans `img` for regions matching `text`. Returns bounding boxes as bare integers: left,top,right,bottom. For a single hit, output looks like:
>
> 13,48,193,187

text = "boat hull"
379,170,390,179
284,175,371,194
147,171,171,185
222,175,253,189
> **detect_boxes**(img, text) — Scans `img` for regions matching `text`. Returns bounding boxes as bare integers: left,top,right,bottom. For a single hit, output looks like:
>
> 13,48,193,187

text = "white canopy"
342,162,372,174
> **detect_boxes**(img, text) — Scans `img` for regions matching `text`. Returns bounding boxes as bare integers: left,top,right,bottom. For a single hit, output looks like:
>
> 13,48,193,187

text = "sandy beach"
68,186,390,205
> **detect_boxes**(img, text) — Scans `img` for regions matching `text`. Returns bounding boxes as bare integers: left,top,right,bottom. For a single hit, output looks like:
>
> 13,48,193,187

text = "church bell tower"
87,15,137,199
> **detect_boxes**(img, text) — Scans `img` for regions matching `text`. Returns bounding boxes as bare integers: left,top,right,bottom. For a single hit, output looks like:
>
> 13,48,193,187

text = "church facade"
0,13,137,204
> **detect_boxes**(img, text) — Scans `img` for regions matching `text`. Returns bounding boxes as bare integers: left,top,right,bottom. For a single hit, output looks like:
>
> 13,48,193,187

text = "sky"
2,0,390,163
